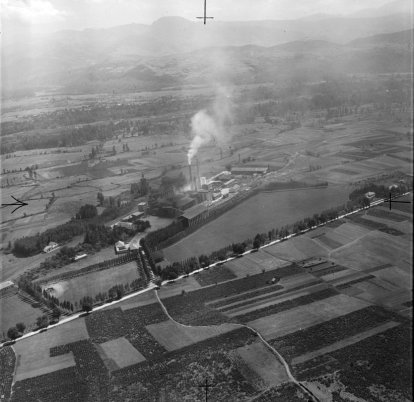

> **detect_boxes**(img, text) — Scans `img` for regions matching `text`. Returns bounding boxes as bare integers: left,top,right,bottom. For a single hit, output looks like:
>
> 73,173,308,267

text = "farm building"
43,242,59,253
179,204,209,227
115,221,135,230
0,281,16,298
138,202,147,212
114,241,130,254
231,166,268,175
73,253,87,261
131,211,145,220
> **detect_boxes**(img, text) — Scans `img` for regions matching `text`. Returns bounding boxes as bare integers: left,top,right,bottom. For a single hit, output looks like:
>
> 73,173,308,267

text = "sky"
0,0,403,36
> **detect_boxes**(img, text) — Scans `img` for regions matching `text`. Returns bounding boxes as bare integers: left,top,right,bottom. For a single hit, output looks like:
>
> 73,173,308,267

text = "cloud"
2,0,67,23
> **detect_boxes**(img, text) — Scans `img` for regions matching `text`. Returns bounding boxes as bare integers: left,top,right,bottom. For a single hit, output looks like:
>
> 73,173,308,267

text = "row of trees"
154,190,391,281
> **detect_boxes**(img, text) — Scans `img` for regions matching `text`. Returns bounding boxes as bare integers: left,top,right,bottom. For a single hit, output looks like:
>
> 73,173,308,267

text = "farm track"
154,290,320,402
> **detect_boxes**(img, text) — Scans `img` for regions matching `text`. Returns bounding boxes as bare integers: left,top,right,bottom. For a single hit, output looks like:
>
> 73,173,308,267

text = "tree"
7,327,19,339
97,192,105,205
253,238,261,250
52,307,61,320
15,322,26,333
81,297,93,312
36,314,49,329
232,242,246,255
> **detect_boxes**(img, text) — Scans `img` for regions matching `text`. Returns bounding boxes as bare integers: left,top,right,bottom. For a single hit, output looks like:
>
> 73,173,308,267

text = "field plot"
314,234,342,249
235,341,288,387
99,337,145,370
330,222,371,243
146,319,238,351
287,236,328,258
42,261,140,304
195,265,237,286
291,321,400,366
225,251,290,278
297,324,412,401
374,266,412,290
0,292,45,334
111,328,258,401
163,186,350,262
388,193,413,214
159,276,201,298
263,241,307,261
248,294,370,340
222,282,328,319
13,318,89,381
119,290,158,311
331,231,410,271
367,207,410,222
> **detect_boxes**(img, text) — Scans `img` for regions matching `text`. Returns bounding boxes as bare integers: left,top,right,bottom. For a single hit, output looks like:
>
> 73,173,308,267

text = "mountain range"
2,1,412,97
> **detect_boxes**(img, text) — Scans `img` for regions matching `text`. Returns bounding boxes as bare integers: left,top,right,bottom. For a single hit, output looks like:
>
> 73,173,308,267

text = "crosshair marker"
197,0,214,24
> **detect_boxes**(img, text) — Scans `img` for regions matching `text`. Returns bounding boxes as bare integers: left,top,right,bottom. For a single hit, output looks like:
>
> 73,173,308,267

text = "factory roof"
231,166,268,173
0,281,14,291
180,203,208,220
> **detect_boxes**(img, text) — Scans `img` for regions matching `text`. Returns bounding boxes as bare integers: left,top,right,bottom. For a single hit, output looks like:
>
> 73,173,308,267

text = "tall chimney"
196,158,200,191
188,163,193,190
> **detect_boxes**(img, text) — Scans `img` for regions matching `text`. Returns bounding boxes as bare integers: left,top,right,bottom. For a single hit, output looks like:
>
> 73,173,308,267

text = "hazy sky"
0,0,401,35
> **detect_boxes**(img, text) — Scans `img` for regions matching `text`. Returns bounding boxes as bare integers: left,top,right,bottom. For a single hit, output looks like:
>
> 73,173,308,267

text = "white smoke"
188,87,232,165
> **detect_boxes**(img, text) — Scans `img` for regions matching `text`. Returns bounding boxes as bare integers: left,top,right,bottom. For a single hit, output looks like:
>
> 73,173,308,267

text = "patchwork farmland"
2,200,411,401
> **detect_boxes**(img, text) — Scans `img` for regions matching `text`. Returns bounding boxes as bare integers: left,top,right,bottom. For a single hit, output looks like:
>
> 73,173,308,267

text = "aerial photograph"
0,0,412,400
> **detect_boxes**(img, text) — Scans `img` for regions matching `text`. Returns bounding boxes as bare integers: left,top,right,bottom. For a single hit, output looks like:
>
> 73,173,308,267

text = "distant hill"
2,6,412,97
350,28,413,46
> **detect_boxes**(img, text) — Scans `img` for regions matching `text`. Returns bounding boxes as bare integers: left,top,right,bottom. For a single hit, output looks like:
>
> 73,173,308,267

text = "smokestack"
188,163,193,190
196,158,200,191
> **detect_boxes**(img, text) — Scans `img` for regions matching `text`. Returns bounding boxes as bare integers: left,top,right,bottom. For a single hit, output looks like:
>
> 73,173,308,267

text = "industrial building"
231,166,268,175
43,242,59,253
179,204,209,227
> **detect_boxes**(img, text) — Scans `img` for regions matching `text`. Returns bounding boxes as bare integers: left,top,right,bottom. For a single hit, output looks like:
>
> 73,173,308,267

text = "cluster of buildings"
176,164,269,227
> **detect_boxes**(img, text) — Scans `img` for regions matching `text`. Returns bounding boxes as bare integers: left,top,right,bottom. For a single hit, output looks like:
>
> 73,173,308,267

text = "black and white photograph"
0,0,413,400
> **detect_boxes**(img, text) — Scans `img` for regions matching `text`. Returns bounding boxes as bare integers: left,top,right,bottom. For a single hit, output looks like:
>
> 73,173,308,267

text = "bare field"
236,341,289,386
100,337,146,369
163,186,350,262
331,231,411,272
145,319,238,351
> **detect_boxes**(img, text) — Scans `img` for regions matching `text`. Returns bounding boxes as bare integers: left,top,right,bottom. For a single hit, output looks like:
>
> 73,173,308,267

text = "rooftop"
231,166,268,173
180,203,208,220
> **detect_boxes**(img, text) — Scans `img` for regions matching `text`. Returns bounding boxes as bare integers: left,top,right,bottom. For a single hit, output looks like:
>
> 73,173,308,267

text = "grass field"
42,261,140,304
194,265,237,286
0,292,46,334
13,318,89,382
163,186,350,262
99,337,146,369
236,341,288,386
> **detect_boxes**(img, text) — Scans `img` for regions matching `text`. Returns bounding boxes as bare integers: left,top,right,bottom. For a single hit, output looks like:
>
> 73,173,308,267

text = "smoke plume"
187,87,232,165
